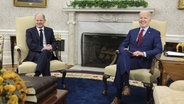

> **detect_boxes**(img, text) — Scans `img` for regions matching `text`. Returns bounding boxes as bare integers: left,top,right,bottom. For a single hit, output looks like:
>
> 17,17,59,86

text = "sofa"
153,80,184,104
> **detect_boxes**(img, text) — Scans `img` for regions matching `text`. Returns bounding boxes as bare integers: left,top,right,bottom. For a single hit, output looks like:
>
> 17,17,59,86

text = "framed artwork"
178,0,184,9
14,0,47,8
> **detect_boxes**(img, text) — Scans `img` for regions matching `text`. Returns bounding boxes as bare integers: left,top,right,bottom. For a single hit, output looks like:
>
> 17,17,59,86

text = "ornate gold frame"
178,0,184,9
14,0,47,8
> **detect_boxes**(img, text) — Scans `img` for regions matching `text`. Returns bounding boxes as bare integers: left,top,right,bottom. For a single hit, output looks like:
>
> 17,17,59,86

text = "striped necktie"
137,29,144,45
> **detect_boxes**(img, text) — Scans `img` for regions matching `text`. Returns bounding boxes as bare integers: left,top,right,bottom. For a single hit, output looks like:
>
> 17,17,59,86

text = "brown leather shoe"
111,97,121,104
121,86,131,96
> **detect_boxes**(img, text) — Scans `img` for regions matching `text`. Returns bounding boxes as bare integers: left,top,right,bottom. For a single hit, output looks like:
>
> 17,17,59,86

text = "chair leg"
60,70,66,89
102,74,110,95
144,83,153,102
16,68,19,74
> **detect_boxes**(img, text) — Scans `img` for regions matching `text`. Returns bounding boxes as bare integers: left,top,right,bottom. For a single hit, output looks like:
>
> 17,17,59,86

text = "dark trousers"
34,50,52,76
113,50,146,98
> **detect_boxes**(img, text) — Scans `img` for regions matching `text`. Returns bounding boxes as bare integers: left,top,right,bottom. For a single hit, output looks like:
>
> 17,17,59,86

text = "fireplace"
63,8,154,65
81,32,126,68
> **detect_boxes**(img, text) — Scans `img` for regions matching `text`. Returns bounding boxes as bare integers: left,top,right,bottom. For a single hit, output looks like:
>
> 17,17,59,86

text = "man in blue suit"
24,13,56,76
111,11,163,104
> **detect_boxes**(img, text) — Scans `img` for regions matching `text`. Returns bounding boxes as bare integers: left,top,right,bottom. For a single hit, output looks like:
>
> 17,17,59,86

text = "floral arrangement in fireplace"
0,68,28,104
68,0,148,8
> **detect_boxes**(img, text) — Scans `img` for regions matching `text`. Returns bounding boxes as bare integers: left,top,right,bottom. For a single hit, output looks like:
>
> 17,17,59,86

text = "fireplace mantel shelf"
63,8,154,13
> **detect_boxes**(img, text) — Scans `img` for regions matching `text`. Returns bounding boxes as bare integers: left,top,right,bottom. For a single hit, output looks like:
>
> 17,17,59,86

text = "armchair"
15,16,66,88
102,19,167,101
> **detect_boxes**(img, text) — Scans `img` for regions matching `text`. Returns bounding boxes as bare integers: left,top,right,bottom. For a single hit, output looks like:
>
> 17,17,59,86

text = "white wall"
147,0,184,35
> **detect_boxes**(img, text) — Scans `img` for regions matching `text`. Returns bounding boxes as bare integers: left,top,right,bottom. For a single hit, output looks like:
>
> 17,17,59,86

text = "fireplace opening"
81,32,126,68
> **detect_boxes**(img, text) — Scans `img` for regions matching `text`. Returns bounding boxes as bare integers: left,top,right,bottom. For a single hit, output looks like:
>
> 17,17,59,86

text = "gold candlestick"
176,43,184,52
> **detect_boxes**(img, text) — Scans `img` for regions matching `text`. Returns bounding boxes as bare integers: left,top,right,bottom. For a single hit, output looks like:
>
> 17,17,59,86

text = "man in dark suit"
24,13,56,76
111,11,163,104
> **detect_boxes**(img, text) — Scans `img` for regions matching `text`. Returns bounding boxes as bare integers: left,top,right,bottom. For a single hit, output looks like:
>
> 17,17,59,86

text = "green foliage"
68,0,148,9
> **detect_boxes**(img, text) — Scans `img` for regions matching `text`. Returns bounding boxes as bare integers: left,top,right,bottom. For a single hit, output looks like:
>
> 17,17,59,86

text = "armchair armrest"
14,45,22,65
109,50,119,65
149,53,162,84
53,35,63,61
0,35,4,69
149,54,160,74
53,50,62,61
0,47,3,69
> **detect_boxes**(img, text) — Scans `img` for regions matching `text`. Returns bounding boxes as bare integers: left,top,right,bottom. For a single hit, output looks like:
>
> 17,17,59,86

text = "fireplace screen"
81,32,126,68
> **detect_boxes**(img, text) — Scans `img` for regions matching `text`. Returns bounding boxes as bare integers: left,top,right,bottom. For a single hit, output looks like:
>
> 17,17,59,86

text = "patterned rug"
51,70,104,80
51,70,144,88
25,69,144,87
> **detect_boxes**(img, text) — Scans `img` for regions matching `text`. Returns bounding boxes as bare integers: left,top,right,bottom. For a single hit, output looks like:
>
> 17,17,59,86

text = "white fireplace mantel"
63,8,155,65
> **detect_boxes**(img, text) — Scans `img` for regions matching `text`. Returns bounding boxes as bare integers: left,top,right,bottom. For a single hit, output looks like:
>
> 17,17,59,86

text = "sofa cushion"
153,86,184,104
169,80,184,91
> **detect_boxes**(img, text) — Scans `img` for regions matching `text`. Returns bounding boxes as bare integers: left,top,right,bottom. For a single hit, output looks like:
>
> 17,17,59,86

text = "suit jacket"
24,26,56,62
118,27,162,69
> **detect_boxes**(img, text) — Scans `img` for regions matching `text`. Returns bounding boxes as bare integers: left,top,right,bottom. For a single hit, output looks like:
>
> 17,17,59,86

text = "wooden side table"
157,53,184,85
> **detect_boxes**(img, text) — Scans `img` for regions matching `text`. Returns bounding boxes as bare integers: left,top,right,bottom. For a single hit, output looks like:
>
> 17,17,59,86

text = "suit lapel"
142,27,151,41
134,28,140,45
44,27,49,44
33,27,40,41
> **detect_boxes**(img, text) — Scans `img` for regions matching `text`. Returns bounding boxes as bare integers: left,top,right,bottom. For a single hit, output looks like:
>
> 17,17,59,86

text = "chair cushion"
104,64,116,76
153,86,184,104
50,60,66,71
129,69,151,83
104,64,156,83
18,60,66,74
18,62,37,74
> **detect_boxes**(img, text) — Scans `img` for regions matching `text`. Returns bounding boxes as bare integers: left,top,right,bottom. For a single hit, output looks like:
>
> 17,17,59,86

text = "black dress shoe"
111,97,121,104
121,86,131,96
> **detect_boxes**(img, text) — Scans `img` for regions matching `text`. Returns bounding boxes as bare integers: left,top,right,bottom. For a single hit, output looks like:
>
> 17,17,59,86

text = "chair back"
132,19,167,48
16,16,48,60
